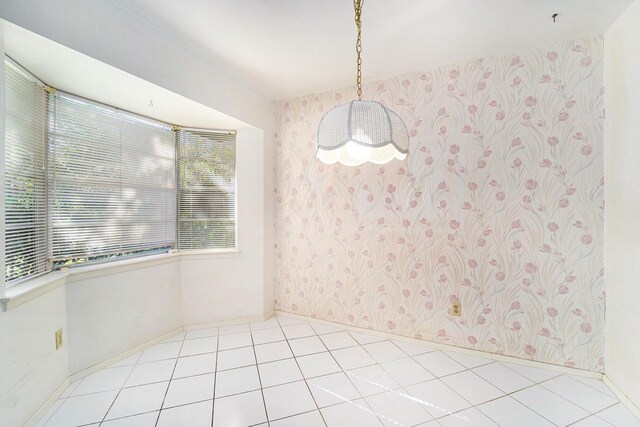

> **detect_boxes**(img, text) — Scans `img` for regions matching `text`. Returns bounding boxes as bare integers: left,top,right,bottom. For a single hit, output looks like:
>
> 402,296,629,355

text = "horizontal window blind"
4,60,47,285
47,92,176,263
178,129,236,249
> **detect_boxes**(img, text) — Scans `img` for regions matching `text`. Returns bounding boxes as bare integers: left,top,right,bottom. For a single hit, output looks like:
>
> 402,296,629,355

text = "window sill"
1,248,241,311
1,270,69,311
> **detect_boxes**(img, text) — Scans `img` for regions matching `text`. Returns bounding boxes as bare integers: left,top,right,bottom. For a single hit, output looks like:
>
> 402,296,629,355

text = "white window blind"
4,60,47,285
177,129,236,249
47,92,176,264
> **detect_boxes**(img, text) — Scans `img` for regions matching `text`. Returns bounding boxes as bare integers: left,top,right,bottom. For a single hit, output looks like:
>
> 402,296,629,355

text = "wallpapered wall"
273,36,604,371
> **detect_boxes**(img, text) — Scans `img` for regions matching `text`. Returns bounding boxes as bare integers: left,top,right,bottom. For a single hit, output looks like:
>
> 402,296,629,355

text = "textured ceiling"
111,0,632,100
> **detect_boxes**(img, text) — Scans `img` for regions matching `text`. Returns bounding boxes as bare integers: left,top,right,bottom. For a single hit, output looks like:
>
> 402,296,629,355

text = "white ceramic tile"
282,323,317,339
366,390,433,427
217,346,256,371
218,323,251,335
258,358,303,387
349,331,386,345
172,353,216,379
270,410,325,427
542,375,618,413
404,379,471,419
215,365,261,397
306,372,361,408
289,336,327,356
597,403,640,426
125,359,175,387
276,316,307,326
59,379,81,398
254,341,294,363
109,352,142,368
320,331,359,350
157,399,212,427
263,380,317,421
572,416,615,427
440,371,504,406
163,373,215,408
477,396,554,427
501,361,561,383
180,336,217,357
106,382,168,420
138,342,182,363
185,327,218,340
250,317,281,331
443,351,493,369
331,346,377,370
392,340,435,356
252,327,286,345
213,390,267,427
45,390,118,427
321,399,384,427
218,331,253,351
362,341,407,363
71,365,133,396
162,332,185,343
296,352,341,378
571,375,617,398
414,351,466,378
346,365,400,397
472,362,534,393
100,411,159,427
380,357,434,387
437,407,498,427
310,322,344,335
512,384,589,426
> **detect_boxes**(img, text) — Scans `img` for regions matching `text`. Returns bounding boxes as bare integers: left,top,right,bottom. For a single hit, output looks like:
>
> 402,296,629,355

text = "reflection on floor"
37,315,639,426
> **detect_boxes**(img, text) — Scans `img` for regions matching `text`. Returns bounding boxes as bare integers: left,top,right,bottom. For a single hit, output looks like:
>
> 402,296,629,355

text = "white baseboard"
603,375,640,420
24,378,70,427
274,310,603,379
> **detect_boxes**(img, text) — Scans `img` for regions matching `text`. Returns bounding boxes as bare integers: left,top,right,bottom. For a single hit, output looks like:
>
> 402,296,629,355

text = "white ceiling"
3,21,249,130
111,0,633,100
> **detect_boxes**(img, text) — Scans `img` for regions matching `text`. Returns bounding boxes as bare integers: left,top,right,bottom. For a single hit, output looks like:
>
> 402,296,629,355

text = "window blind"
47,92,176,264
4,61,47,285
177,129,236,249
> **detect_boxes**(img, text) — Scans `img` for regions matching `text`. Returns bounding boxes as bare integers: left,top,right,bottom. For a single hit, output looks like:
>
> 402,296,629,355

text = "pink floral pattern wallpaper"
273,37,605,372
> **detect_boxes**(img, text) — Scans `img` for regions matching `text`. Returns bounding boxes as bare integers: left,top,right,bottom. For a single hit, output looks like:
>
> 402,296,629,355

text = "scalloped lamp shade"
316,100,409,166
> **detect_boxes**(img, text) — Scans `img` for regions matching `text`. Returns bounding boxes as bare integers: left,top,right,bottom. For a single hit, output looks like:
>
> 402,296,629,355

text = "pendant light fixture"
316,0,409,166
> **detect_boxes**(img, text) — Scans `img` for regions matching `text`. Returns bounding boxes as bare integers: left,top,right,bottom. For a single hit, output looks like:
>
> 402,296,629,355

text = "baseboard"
24,378,70,427
183,313,270,330
274,310,603,380
603,375,640,419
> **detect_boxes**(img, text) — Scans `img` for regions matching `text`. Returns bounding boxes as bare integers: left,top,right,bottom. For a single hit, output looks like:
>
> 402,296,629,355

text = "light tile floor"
37,315,640,427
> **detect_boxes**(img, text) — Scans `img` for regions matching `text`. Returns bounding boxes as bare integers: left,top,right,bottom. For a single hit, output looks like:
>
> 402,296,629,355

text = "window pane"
4,60,47,285
47,93,176,264
178,130,236,249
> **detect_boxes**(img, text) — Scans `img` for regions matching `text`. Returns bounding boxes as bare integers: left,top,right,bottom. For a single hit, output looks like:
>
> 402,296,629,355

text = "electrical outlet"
451,302,462,317
55,329,63,350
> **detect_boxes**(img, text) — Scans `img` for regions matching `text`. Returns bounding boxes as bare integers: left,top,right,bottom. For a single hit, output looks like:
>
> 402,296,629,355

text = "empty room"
1,0,640,426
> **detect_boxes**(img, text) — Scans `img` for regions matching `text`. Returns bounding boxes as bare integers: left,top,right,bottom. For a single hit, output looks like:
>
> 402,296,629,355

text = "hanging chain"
354,0,363,100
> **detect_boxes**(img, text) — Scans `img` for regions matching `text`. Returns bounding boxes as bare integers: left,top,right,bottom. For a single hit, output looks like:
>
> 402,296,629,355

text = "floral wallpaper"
273,37,605,372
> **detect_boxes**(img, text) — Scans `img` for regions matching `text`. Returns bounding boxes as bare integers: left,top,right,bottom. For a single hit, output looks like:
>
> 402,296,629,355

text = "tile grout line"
249,321,272,426
97,347,144,426
209,330,220,427
153,332,188,427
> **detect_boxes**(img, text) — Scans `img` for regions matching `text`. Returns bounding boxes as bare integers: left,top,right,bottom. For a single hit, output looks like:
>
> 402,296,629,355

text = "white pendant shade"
316,100,409,166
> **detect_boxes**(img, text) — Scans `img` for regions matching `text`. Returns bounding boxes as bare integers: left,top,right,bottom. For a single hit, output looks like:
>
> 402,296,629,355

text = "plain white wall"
604,0,640,410
66,259,182,374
